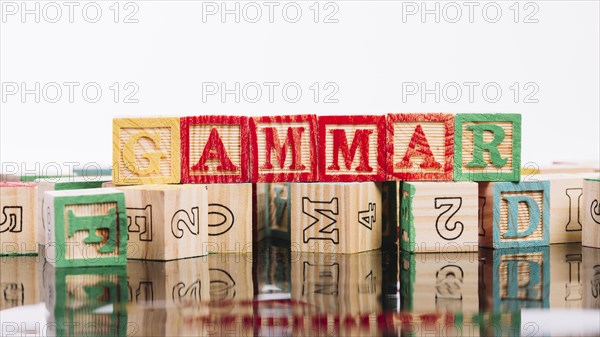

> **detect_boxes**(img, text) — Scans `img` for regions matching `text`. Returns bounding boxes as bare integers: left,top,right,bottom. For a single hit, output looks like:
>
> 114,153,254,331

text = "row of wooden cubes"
113,113,522,185
1,174,599,261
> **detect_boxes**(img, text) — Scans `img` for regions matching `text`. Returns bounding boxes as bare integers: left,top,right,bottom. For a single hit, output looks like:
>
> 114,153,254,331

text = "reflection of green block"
49,265,128,337
480,246,550,313
44,188,127,268
454,114,521,182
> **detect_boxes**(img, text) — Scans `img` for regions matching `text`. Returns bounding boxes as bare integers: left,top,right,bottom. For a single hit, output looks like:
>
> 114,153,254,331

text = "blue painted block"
479,181,550,249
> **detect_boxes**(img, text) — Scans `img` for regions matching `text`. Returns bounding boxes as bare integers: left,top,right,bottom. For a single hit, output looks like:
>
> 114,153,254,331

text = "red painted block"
318,115,386,182
250,115,318,182
386,113,453,181
181,115,249,183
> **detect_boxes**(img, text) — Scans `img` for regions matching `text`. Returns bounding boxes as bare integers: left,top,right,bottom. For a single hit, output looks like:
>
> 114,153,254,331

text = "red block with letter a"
250,115,318,182
181,115,249,183
318,115,386,182
386,113,453,181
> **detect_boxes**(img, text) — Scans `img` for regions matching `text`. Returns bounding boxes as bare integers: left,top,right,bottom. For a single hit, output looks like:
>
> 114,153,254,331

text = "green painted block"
43,188,128,268
399,182,416,252
45,265,128,337
454,114,521,181
480,246,550,313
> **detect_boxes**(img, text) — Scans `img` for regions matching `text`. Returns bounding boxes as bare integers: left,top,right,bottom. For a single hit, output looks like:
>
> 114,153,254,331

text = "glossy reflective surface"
1,242,599,336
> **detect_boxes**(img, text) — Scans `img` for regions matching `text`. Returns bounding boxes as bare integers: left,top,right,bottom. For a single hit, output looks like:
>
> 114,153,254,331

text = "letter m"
302,197,339,244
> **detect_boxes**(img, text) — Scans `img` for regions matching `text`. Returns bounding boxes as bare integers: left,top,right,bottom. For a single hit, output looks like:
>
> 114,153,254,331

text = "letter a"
396,124,442,170
192,128,238,171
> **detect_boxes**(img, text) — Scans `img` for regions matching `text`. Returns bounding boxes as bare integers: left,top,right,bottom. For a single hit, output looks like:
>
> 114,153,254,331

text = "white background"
1,0,598,175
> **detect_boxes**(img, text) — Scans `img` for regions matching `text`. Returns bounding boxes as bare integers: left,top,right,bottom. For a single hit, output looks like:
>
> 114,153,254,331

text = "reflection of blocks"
386,113,454,181
113,117,181,185
206,184,253,253
0,182,37,255
399,251,478,313
117,184,209,260
126,257,210,336
250,115,318,182
318,115,386,182
582,247,600,309
479,247,549,312
582,177,600,248
549,243,583,309
290,182,382,253
399,182,478,253
454,114,521,181
181,115,249,183
0,256,39,309
265,183,291,240
45,265,128,337
291,251,381,316
44,188,128,267
479,181,550,249
36,176,111,247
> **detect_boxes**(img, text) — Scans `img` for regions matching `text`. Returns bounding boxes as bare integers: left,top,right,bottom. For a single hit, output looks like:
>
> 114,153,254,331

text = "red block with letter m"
181,115,249,183
318,115,386,182
250,115,318,182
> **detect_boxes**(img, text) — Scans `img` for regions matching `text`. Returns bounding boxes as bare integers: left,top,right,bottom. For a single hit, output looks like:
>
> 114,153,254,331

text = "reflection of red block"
181,116,249,183
386,113,454,181
318,115,386,182
249,115,318,182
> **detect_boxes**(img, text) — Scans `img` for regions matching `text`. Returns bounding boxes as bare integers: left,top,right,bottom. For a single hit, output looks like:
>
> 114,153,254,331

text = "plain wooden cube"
479,181,550,249
399,181,478,253
386,113,454,181
36,176,111,247
454,114,521,181
290,182,382,253
250,115,318,182
291,251,381,316
206,183,253,253
113,117,181,185
549,243,583,309
582,177,600,248
0,256,39,309
43,264,128,337
44,188,128,267
1,182,38,255
582,247,600,309
479,247,550,312
399,251,478,313
117,184,209,260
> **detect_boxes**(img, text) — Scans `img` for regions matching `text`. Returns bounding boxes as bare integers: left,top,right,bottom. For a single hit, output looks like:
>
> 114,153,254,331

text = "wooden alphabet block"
386,113,454,181
549,243,582,309
36,176,111,247
290,182,382,253
117,184,209,260
44,265,128,337
264,183,291,240
531,174,589,243
454,114,521,181
181,115,249,183
113,117,181,185
399,251,478,313
582,247,600,309
0,182,37,255
250,115,318,182
291,251,381,316
583,177,600,248
318,115,386,182
44,188,128,267
205,183,253,253
399,182,478,253
0,256,39,309
478,181,550,249
479,247,549,312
